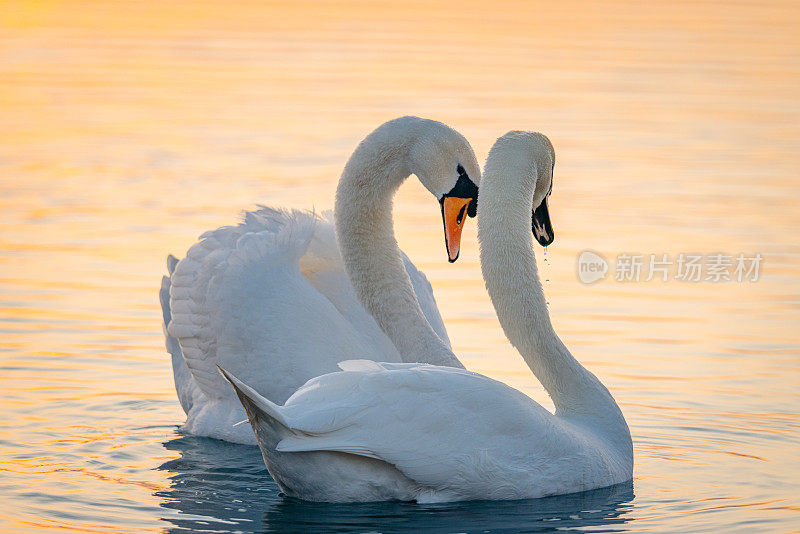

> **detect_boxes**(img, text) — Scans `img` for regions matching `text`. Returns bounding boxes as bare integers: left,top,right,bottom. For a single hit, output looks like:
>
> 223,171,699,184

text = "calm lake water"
1,0,799,532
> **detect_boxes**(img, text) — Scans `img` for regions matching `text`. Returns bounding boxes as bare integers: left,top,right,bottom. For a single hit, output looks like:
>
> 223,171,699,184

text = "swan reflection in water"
156,436,635,533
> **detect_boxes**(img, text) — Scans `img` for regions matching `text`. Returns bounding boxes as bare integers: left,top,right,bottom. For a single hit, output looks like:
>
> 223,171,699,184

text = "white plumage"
162,209,451,443
222,131,633,501
221,361,626,502
161,117,481,444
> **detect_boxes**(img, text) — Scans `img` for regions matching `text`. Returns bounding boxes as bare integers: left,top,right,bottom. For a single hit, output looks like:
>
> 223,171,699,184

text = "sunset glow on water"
1,1,799,531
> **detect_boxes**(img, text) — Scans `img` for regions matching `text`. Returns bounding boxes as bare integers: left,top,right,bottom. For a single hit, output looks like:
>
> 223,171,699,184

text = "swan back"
224,361,632,501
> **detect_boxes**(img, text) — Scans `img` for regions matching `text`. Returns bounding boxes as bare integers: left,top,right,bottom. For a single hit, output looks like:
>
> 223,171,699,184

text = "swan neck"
335,123,462,368
477,162,626,425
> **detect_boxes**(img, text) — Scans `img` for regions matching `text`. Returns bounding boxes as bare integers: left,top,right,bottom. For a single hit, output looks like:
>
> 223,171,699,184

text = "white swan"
220,131,634,502
160,117,481,444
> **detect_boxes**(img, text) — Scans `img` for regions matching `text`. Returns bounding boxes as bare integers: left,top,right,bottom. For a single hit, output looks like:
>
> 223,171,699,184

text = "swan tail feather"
217,365,290,427
217,365,295,456
219,365,386,462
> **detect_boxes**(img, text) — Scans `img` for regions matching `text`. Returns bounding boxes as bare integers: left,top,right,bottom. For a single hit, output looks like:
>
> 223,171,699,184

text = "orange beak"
441,196,473,263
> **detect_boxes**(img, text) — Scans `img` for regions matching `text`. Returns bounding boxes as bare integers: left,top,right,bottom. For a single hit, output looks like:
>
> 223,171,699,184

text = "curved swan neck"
335,119,462,368
477,154,626,427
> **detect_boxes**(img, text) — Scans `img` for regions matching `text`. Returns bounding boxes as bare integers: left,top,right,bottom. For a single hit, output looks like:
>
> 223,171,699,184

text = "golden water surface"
1,1,799,532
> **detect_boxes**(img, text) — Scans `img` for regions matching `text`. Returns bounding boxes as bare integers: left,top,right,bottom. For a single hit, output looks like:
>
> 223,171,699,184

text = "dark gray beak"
532,196,554,247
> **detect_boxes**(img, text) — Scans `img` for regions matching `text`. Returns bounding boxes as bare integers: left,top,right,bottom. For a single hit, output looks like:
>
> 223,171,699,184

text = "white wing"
162,207,452,414
268,363,592,500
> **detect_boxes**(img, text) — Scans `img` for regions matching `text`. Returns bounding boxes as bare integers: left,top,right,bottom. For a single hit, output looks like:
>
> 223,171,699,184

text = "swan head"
484,131,555,246
402,118,481,262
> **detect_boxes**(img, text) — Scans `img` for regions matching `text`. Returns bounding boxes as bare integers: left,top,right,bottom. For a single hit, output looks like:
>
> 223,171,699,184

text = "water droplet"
541,248,552,308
